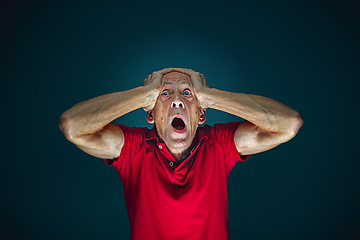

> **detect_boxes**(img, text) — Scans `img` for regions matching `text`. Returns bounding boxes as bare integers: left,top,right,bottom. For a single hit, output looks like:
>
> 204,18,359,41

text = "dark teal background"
1,0,360,239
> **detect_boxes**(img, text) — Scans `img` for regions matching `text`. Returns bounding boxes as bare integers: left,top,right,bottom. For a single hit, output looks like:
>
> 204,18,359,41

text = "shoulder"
117,124,150,137
197,121,243,143
117,124,160,149
105,125,152,166
198,121,243,134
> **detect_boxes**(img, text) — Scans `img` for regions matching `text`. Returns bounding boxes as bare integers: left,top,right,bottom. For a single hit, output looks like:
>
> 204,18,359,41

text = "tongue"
172,118,185,130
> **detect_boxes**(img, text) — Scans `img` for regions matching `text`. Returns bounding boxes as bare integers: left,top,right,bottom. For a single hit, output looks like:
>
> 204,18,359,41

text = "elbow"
58,112,77,141
287,112,303,138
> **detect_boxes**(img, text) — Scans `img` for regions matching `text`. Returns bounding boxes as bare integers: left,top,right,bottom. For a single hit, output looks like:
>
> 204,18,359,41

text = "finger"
199,74,210,86
151,69,173,79
173,68,198,76
157,68,175,75
200,74,208,81
143,75,151,85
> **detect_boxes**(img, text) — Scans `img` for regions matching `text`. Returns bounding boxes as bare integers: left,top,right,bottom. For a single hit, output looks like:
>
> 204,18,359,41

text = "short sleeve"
211,121,250,173
104,124,145,173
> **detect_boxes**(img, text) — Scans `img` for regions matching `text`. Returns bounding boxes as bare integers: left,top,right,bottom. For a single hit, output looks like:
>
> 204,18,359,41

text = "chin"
168,139,192,149
165,131,193,148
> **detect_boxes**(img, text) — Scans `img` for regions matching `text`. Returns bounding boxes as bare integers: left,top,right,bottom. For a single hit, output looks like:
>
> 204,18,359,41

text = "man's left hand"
173,68,211,108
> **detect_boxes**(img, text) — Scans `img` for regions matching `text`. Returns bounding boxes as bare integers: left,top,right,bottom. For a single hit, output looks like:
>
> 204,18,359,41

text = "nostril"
171,102,185,108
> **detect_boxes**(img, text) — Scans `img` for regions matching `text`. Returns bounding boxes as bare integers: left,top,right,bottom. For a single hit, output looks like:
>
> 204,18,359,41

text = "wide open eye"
183,90,191,96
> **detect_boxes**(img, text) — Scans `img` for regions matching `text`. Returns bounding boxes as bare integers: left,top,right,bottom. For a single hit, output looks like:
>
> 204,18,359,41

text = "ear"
146,111,155,124
198,108,206,125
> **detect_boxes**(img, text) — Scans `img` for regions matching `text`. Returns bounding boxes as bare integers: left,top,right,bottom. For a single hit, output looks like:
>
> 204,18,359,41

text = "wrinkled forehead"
162,72,192,86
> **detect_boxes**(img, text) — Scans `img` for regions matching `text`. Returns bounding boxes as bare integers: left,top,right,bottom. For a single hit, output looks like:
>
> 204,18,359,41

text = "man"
59,68,303,240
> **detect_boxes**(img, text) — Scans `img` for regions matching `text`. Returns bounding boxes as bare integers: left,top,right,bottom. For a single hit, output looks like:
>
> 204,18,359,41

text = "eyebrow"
181,81,192,86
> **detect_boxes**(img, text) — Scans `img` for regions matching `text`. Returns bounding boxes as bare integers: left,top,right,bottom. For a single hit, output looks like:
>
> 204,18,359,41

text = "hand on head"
143,68,175,89
172,68,210,89
172,68,210,109
143,68,175,111
143,67,210,111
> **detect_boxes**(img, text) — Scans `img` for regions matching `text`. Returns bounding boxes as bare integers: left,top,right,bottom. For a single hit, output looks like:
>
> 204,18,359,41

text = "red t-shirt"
105,122,249,240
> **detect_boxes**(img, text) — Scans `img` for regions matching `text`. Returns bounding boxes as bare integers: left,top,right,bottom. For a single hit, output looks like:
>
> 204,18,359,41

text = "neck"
164,138,196,162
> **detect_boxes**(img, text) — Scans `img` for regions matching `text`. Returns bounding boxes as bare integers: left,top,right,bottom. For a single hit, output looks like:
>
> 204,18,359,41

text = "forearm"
59,85,155,138
200,88,302,134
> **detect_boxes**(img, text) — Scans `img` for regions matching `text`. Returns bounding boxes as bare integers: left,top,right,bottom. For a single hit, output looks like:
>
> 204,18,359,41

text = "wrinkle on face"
149,72,202,159
162,80,193,87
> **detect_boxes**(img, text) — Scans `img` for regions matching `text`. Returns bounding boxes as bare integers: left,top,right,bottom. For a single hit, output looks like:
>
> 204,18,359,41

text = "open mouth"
171,117,186,133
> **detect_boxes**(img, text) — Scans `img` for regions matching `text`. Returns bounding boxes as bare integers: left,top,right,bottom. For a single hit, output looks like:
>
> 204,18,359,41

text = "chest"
123,142,229,201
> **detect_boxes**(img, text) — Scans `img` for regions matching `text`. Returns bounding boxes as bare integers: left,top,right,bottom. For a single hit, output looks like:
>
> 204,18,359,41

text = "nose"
171,94,185,109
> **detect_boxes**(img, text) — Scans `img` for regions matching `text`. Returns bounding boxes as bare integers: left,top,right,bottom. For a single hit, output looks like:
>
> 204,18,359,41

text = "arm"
173,68,303,156
59,68,174,159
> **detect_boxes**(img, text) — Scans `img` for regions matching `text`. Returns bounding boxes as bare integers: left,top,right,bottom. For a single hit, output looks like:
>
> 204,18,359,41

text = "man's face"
147,71,206,151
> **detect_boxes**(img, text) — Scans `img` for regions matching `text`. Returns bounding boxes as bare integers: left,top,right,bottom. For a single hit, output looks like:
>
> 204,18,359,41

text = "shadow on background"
1,0,360,239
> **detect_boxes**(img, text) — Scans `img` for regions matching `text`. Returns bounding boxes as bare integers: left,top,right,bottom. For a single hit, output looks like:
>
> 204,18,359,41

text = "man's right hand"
143,68,175,111
59,67,173,159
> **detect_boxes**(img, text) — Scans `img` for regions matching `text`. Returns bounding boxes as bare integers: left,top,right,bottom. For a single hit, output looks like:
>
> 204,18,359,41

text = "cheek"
156,115,165,122
155,110,166,122
190,109,201,125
